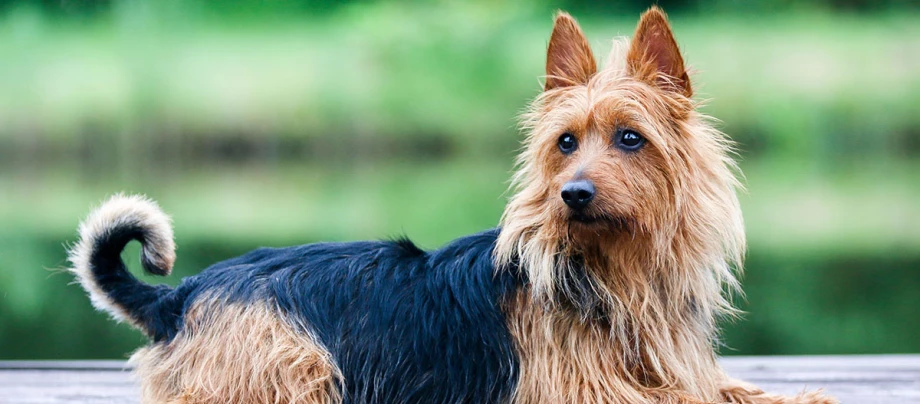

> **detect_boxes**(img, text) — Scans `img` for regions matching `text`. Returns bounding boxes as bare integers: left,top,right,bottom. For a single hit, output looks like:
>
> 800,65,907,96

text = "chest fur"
504,291,723,404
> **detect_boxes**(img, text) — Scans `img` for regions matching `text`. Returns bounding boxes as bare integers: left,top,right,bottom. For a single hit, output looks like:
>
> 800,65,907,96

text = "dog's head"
496,7,744,308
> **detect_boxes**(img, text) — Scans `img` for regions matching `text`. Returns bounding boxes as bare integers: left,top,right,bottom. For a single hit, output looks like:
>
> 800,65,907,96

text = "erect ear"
544,12,596,91
626,6,692,97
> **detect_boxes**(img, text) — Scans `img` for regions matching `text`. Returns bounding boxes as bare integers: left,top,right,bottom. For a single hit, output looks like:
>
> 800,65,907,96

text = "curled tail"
68,194,181,341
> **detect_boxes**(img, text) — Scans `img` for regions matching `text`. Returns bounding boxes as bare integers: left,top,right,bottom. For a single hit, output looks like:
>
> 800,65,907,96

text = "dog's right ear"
544,12,596,91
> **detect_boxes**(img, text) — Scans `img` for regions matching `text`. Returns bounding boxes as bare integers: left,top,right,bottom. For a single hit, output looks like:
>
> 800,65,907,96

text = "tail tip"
72,193,176,275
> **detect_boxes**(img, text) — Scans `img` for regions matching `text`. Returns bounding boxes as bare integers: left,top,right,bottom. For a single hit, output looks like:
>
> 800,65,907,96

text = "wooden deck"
1,355,918,403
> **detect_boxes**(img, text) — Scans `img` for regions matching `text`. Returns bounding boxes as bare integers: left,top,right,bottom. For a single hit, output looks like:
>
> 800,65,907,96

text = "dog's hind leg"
130,297,342,404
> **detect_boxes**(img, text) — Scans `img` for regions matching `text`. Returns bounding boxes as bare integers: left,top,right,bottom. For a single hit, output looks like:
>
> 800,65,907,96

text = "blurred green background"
0,0,918,360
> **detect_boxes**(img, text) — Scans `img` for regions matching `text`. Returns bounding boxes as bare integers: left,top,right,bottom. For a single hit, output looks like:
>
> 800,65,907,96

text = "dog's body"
79,213,517,402
69,7,836,404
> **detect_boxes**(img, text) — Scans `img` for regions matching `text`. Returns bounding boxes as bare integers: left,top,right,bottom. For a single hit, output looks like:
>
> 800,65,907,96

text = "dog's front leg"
718,378,837,404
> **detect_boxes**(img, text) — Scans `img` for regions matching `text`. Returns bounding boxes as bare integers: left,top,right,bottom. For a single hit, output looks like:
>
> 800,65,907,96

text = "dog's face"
497,8,744,299
530,76,680,242
516,9,696,248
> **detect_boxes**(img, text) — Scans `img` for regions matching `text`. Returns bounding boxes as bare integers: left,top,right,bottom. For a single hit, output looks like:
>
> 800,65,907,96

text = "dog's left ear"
627,6,692,97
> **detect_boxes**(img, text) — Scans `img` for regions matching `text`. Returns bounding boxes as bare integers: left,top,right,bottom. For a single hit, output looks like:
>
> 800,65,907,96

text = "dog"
68,7,836,403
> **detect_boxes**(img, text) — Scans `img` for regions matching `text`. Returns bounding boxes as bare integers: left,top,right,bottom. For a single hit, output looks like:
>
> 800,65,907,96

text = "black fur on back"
145,228,524,403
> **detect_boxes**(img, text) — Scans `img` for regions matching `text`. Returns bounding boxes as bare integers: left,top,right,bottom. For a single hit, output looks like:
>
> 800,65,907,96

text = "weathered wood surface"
0,355,917,403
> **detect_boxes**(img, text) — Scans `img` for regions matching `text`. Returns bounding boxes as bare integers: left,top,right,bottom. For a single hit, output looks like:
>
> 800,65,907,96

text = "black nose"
561,179,595,210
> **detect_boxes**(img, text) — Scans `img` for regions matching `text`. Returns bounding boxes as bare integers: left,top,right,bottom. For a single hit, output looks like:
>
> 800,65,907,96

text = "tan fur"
131,297,342,404
497,7,836,404
67,194,175,329
718,379,837,404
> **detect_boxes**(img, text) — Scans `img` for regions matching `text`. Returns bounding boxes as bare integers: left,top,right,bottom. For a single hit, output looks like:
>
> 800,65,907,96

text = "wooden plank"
0,361,127,371
0,365,138,404
0,355,917,403
721,355,920,404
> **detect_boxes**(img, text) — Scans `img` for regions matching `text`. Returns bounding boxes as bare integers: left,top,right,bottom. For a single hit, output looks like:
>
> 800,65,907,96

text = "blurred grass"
0,3,918,155
0,1,918,358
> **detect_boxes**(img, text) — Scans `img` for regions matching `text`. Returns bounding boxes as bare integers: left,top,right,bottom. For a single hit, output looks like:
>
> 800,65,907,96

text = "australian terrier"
69,7,835,404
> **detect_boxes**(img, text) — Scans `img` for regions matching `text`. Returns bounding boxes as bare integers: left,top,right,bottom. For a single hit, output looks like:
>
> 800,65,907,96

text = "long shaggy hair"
67,7,836,404
494,10,745,402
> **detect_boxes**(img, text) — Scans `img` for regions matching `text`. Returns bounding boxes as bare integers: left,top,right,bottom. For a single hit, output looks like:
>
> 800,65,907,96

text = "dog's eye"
558,133,577,154
616,129,645,151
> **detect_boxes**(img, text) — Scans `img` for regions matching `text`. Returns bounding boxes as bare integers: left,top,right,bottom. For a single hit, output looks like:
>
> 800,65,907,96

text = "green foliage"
724,251,920,355
0,2,917,358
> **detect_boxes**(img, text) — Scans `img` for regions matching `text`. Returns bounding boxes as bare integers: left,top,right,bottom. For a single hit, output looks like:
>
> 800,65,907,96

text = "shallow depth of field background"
0,0,918,359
